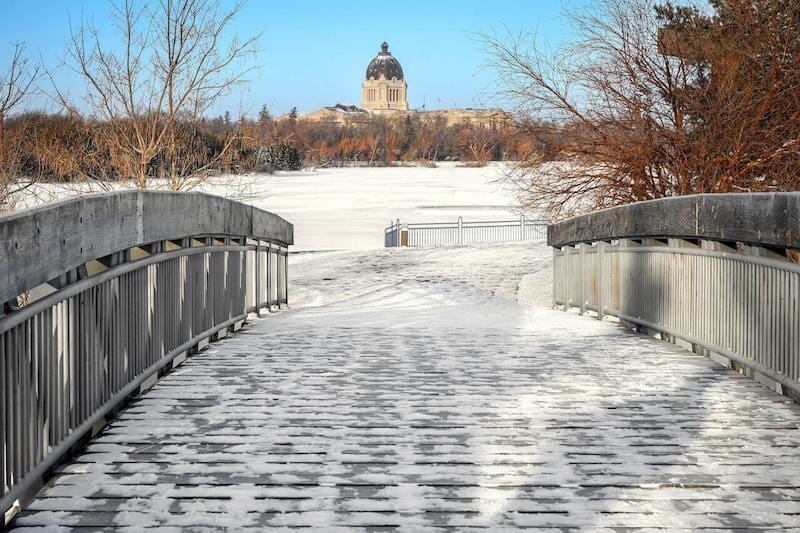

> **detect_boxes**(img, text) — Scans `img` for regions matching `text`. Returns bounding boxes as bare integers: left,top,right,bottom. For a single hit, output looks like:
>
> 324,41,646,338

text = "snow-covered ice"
204,162,521,251
21,162,523,251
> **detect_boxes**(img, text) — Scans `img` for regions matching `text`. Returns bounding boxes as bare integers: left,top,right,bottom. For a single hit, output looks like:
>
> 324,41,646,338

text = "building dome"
366,42,404,80
361,41,408,112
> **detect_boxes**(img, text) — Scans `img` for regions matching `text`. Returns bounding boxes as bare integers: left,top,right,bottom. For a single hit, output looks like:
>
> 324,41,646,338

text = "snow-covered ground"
203,162,522,250
18,240,800,531
21,163,523,251
290,242,554,311
15,165,800,531
19,164,552,303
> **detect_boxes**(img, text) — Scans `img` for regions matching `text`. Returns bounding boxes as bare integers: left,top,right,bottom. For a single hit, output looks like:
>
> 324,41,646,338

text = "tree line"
4,0,797,218
244,111,532,167
0,0,530,213
0,105,529,190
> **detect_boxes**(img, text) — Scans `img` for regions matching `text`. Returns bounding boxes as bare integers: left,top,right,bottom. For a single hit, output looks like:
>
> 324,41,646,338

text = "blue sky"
0,1,587,117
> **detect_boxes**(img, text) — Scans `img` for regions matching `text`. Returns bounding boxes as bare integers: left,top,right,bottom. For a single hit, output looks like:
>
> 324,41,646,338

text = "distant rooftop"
324,103,369,114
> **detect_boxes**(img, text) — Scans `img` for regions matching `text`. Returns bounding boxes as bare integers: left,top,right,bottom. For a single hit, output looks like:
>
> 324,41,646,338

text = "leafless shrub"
0,42,40,211
62,0,258,189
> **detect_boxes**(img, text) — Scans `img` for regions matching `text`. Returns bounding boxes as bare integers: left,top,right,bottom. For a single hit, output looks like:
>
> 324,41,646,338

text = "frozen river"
22,163,522,252
205,163,521,251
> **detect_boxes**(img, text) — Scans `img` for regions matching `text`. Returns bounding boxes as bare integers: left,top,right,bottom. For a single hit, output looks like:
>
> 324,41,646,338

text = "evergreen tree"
255,142,301,172
288,107,298,127
400,115,416,156
258,104,271,126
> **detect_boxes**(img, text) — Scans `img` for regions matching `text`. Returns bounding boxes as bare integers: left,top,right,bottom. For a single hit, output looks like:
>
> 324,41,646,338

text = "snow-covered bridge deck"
12,243,800,531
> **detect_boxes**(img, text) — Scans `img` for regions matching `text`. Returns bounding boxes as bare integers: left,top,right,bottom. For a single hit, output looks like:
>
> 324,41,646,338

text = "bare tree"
65,0,259,189
0,42,40,211
0,42,39,138
459,124,496,165
481,0,800,219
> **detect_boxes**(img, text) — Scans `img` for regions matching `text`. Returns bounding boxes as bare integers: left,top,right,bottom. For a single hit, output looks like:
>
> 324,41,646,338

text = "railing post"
579,243,586,315
281,245,289,308
458,216,463,245
520,214,525,241
284,247,289,307
552,246,559,308
396,218,401,247
597,242,605,320
279,245,284,307
266,243,272,312
274,244,280,310
273,243,279,311
254,241,261,313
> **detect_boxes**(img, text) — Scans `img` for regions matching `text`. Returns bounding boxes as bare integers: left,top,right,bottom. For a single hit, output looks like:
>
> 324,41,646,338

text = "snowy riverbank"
19,163,525,251
202,162,523,250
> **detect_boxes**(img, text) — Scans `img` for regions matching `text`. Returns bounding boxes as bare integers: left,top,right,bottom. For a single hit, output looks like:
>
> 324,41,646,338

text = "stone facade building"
279,41,509,129
301,104,371,124
361,42,409,112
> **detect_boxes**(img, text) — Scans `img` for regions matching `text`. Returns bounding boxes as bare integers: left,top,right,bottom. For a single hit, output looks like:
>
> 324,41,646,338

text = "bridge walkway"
11,244,800,531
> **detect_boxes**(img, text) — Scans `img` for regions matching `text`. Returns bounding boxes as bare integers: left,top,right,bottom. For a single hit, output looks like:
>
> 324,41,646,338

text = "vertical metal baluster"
266,244,272,312
13,326,22,484
0,331,5,498
284,248,289,307
255,243,261,312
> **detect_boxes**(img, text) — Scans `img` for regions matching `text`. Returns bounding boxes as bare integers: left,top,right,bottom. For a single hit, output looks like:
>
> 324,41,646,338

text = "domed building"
361,42,408,112
282,41,509,130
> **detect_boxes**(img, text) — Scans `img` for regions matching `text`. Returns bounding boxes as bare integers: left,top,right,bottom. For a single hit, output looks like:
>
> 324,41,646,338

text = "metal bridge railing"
385,216,547,247
0,191,293,522
549,193,800,401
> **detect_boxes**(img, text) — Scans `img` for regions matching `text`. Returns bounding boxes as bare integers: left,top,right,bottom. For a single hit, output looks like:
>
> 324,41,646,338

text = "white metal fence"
385,216,548,247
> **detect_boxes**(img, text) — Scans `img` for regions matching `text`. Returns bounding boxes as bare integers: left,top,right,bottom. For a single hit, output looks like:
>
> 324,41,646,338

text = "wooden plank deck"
11,245,800,531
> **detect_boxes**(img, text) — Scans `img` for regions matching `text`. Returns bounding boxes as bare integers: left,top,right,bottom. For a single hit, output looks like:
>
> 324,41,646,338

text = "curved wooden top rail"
0,190,293,305
547,192,800,249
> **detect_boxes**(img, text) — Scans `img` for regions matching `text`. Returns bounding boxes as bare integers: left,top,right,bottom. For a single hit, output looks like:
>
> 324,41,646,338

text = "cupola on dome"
366,42,404,80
